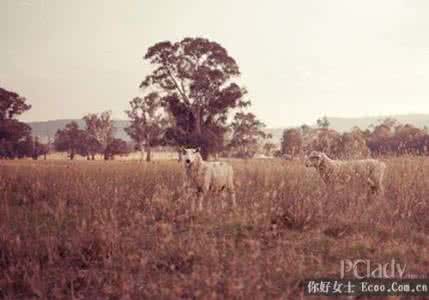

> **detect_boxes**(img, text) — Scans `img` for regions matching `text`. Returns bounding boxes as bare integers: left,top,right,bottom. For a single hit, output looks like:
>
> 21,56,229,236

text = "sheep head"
305,151,328,168
182,147,202,168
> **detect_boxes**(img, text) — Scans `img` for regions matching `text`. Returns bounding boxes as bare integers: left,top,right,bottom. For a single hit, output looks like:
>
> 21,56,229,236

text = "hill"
28,119,131,143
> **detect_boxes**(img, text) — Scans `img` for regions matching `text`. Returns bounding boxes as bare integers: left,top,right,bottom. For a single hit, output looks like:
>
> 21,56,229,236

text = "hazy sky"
1,0,429,127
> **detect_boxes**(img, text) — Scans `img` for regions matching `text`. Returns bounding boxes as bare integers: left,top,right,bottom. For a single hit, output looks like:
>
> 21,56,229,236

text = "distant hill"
29,119,131,143
28,114,429,144
321,114,429,132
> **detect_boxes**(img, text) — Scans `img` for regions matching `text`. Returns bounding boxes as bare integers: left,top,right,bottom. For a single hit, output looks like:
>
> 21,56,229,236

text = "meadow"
1,157,429,299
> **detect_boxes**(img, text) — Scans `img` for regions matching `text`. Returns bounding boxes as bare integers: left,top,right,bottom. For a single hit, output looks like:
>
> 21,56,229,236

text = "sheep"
182,147,236,211
304,151,386,197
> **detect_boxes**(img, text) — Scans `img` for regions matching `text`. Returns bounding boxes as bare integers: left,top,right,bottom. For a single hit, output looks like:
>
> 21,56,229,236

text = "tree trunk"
140,144,144,162
200,148,209,161
192,107,210,160
193,106,202,135
145,146,151,162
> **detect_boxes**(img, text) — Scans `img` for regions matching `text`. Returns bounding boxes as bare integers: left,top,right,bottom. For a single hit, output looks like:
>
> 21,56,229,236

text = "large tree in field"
141,38,250,159
317,116,330,129
125,93,169,161
104,138,130,160
54,121,87,160
0,87,32,159
281,128,303,157
83,111,114,160
228,112,267,158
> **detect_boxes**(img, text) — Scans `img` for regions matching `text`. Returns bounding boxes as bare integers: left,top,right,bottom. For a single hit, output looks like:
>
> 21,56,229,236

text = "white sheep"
182,147,236,211
305,151,386,197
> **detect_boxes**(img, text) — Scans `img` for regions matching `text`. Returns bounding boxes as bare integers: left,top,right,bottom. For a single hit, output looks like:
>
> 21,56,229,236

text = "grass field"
1,157,429,299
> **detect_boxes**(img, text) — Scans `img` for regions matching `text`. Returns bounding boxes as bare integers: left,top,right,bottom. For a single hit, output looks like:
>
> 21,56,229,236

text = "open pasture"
1,158,429,299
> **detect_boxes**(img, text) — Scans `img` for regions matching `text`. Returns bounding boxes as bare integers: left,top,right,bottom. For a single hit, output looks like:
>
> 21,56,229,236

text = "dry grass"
42,151,178,161
1,157,429,299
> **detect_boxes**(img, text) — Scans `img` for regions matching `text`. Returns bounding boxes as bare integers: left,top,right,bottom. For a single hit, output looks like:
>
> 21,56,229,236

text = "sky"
1,0,429,128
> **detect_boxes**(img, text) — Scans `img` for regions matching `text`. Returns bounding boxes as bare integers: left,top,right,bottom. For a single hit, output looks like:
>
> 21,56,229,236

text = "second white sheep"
305,151,386,197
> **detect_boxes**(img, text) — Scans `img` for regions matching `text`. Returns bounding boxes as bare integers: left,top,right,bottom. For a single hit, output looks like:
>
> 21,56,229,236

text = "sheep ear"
195,147,200,153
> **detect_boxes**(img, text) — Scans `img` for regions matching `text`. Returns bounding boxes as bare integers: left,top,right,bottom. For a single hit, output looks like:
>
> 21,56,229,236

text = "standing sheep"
305,151,386,197
182,148,236,211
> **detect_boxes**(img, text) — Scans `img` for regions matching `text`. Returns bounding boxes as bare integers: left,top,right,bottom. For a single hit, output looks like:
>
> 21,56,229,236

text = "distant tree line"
280,117,429,159
54,112,131,160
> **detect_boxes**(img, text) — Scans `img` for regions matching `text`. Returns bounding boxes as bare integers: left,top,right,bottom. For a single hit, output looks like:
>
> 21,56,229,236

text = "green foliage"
54,122,88,160
141,38,250,159
228,112,266,158
316,116,330,128
83,111,114,152
104,138,130,160
0,87,33,158
125,93,169,161
0,87,31,120
281,128,303,157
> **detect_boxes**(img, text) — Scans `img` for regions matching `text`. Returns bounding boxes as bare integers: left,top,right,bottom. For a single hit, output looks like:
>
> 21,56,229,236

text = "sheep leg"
183,182,196,211
367,177,375,188
199,177,212,211
229,188,237,208
220,190,226,209
191,193,197,211
197,191,204,211
367,177,384,197
377,184,384,197
227,173,236,208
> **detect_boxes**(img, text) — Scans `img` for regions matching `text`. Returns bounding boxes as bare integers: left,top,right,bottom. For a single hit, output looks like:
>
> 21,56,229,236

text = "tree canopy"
228,112,267,158
0,87,33,158
125,93,169,161
141,37,250,159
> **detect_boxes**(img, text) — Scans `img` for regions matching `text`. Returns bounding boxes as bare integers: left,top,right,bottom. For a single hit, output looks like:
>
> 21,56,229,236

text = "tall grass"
0,158,429,299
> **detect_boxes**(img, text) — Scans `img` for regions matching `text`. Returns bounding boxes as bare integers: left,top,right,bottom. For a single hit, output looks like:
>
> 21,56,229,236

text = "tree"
281,128,303,157
263,140,277,157
15,135,34,159
367,118,397,155
338,131,369,159
228,112,266,158
125,93,169,161
309,128,342,158
0,87,32,159
300,124,311,135
26,136,49,160
141,37,250,159
0,87,31,120
388,124,426,155
317,116,330,129
104,138,130,160
83,134,102,160
54,122,87,160
83,111,114,160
